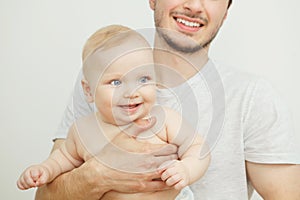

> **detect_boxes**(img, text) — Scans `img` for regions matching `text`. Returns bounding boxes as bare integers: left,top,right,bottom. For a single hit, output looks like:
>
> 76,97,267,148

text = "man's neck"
153,37,209,88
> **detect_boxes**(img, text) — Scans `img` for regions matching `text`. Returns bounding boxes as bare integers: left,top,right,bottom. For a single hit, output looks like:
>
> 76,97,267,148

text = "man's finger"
150,143,178,156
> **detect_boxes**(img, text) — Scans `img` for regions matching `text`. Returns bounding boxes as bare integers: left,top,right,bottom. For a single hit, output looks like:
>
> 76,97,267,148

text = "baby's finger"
16,178,26,190
157,160,177,173
18,174,32,189
24,170,38,187
30,168,42,181
174,179,188,190
165,173,182,187
36,172,49,187
161,167,177,181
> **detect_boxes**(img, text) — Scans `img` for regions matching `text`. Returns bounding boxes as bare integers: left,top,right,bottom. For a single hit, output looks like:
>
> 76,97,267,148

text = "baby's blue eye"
139,76,150,84
110,80,122,86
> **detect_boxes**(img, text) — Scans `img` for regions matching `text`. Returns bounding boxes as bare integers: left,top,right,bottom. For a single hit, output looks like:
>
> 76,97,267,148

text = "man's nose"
183,0,204,14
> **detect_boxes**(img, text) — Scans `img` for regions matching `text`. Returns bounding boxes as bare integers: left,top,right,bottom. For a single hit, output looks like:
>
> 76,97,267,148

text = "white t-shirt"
55,60,299,199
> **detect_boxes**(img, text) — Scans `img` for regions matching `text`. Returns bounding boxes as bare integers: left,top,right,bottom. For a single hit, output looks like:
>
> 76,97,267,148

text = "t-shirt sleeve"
53,69,94,141
243,79,299,164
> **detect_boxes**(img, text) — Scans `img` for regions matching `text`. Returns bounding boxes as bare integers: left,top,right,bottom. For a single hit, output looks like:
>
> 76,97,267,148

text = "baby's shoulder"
74,114,98,126
150,106,182,131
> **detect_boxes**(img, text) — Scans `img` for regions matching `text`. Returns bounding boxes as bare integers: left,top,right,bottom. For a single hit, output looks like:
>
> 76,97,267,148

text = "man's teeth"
176,18,200,27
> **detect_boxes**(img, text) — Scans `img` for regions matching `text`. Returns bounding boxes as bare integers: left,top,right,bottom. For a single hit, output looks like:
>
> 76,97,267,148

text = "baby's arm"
17,124,83,190
159,107,210,190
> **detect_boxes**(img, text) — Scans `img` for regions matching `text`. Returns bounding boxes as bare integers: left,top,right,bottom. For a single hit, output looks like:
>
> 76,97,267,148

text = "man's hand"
95,116,178,173
35,118,178,200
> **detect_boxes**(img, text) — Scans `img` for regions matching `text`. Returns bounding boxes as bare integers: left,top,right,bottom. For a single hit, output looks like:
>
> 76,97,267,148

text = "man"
36,0,300,199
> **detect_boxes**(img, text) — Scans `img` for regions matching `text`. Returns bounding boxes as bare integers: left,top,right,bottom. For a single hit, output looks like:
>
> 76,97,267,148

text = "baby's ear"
81,79,94,103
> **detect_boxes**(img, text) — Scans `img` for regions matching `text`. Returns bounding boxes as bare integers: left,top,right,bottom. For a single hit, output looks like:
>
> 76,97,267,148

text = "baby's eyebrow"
101,73,123,79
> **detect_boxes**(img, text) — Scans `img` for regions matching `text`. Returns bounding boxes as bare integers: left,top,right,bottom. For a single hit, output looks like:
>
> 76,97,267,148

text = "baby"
17,25,210,199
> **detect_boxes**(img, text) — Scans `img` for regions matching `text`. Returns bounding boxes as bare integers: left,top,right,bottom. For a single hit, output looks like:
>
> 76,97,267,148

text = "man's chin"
157,28,203,54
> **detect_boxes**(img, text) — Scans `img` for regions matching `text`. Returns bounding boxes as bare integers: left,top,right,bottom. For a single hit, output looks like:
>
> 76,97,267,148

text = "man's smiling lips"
173,15,205,32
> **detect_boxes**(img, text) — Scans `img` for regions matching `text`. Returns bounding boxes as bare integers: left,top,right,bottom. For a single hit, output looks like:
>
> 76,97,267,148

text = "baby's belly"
81,128,168,161
102,189,179,200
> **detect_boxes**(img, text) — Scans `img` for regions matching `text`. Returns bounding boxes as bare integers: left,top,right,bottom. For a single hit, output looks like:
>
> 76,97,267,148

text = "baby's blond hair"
82,25,131,62
81,25,152,92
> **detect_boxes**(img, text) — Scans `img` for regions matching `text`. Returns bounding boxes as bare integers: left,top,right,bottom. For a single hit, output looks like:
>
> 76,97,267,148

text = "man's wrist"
73,158,112,197
35,160,109,200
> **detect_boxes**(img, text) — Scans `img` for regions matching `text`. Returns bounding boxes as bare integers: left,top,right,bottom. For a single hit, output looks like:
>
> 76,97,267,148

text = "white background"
1,0,299,199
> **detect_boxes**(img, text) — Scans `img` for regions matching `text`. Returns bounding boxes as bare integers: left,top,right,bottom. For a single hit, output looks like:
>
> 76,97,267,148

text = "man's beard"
156,27,219,54
154,11,220,54
156,28,203,54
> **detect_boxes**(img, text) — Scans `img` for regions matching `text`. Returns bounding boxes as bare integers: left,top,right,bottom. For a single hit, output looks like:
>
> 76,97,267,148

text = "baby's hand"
159,160,190,190
17,165,50,190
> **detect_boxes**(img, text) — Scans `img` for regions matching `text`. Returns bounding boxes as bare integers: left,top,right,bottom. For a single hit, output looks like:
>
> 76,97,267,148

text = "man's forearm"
35,161,108,200
35,139,107,200
36,130,179,199
246,162,300,200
